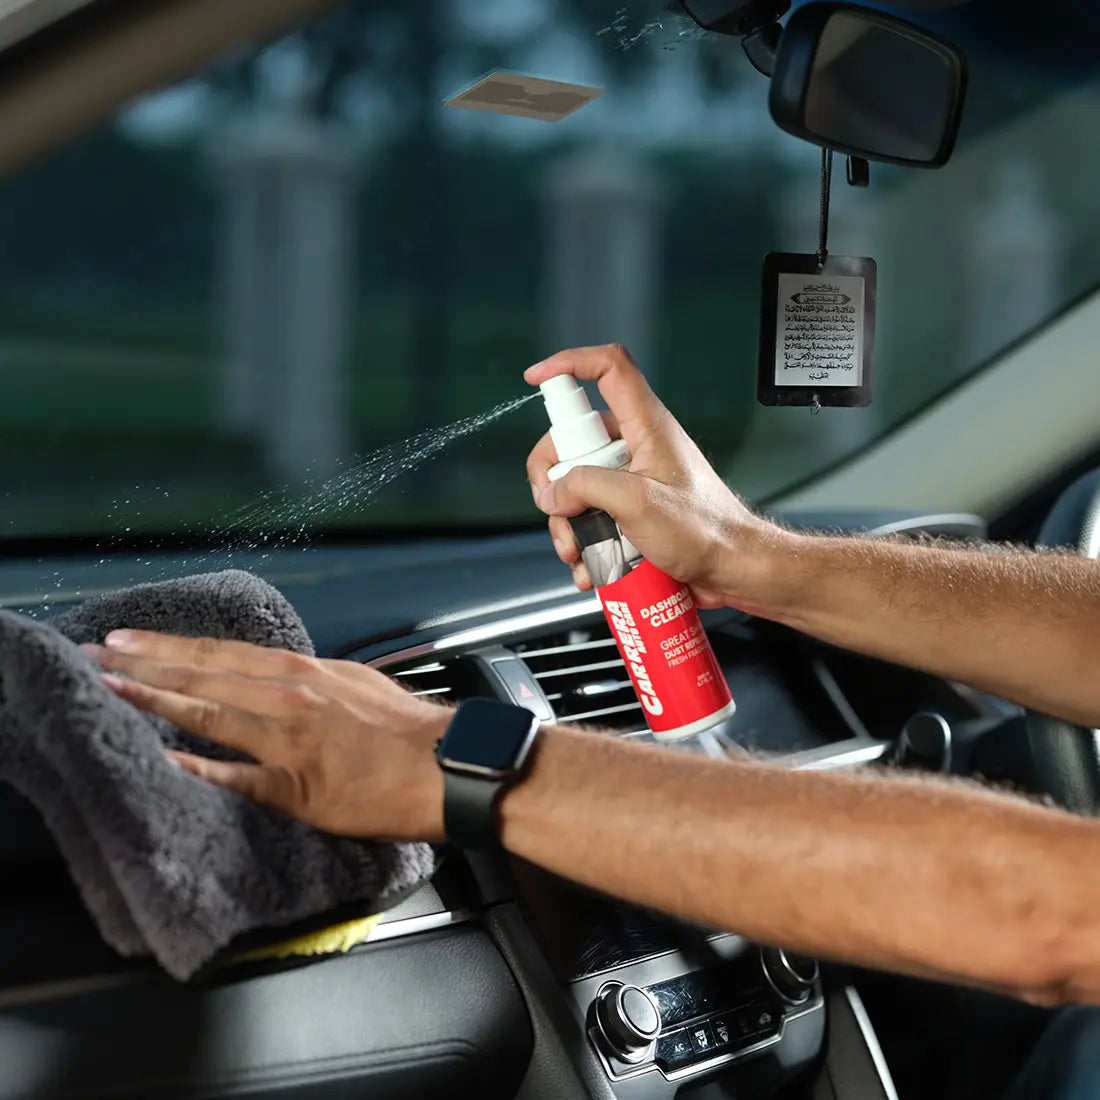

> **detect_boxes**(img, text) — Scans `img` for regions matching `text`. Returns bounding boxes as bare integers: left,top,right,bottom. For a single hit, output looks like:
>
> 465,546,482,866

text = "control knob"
896,711,953,772
592,982,662,1063
760,947,819,1005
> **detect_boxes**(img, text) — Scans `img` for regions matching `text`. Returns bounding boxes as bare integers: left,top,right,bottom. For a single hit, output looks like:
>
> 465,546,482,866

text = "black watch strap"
443,770,503,851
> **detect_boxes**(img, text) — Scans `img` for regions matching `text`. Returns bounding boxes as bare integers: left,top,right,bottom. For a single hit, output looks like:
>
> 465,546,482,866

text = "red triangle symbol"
518,682,535,700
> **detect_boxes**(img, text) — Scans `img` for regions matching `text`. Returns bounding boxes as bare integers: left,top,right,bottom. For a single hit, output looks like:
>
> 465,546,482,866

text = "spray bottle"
539,375,736,741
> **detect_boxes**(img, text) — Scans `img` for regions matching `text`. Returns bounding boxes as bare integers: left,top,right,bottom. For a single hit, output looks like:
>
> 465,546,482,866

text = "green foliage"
0,129,217,292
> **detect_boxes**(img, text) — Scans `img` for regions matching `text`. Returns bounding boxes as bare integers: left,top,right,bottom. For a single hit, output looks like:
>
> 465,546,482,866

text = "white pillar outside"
542,144,664,386
211,111,361,483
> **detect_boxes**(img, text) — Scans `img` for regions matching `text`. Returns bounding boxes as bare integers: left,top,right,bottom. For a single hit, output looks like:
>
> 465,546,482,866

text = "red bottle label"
597,560,734,738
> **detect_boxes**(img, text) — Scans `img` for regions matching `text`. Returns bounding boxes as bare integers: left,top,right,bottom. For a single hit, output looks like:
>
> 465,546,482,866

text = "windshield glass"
1,0,1098,542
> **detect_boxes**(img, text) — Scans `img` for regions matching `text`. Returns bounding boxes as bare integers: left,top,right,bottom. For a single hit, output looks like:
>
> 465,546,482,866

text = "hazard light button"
491,659,553,721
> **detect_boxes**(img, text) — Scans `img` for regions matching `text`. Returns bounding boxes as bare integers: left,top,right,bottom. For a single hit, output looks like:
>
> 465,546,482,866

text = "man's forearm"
754,533,1100,727
497,724,1100,1004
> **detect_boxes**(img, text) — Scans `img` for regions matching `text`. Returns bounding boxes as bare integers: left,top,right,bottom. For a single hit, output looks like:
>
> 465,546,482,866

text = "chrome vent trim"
386,656,460,702
367,596,603,670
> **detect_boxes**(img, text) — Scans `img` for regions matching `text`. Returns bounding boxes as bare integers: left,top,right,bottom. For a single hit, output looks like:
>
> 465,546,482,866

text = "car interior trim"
844,984,901,1100
0,908,475,1014
863,512,987,538
809,654,874,741
0,0,339,181
369,595,604,668
354,908,473,944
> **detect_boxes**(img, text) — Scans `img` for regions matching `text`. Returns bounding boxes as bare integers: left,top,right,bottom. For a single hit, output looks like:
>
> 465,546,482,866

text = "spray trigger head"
539,375,615,464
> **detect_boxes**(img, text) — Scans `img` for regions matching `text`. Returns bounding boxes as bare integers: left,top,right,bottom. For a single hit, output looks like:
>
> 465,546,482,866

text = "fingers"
167,751,299,812
524,345,667,442
526,411,620,496
537,462,645,522
102,672,275,758
101,630,318,680
549,516,581,565
88,646,326,719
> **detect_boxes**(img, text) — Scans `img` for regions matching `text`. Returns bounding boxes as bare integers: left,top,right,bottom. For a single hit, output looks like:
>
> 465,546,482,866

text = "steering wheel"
1025,468,1100,814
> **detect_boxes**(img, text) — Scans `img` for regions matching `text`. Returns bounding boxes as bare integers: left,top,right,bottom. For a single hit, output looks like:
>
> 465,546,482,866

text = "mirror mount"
741,22,782,77
673,0,790,39
846,154,870,187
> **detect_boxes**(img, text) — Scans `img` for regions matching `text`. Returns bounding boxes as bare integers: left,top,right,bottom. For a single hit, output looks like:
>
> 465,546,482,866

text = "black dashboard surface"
0,509,984,656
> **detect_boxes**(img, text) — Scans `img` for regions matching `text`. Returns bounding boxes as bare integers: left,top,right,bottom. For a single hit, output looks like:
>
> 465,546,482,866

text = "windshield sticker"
775,273,865,387
444,72,604,122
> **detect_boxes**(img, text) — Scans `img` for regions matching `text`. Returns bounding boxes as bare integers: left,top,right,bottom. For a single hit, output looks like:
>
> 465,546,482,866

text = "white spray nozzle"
539,375,614,465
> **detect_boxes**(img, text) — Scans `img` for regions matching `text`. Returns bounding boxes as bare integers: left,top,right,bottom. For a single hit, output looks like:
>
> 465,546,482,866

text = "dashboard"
0,508,998,1100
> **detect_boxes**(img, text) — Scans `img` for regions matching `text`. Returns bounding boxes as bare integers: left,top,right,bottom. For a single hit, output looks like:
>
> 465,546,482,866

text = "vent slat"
518,638,619,659
533,658,624,680
574,679,632,697
384,654,462,704
393,661,446,677
565,701,644,724
516,622,643,732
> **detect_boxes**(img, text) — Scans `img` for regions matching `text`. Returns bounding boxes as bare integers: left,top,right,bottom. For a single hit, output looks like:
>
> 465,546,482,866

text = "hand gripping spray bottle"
539,376,736,741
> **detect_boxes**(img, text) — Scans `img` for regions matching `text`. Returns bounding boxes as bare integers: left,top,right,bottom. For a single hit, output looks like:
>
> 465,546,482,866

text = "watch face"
439,698,537,774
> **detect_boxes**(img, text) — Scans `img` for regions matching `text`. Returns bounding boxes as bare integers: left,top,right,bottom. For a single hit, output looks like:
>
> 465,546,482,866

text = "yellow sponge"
233,914,383,965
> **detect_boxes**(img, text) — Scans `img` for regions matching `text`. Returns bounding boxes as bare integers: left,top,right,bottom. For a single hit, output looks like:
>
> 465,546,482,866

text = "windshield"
1,0,1098,543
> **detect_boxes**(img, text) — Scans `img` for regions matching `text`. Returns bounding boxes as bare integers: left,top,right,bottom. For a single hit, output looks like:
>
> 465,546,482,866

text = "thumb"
538,464,643,523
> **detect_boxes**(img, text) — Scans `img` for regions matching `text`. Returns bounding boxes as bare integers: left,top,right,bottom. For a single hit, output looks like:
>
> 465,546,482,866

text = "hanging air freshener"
757,151,876,411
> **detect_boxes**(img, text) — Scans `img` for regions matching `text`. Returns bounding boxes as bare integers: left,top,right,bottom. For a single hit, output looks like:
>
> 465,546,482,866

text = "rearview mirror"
769,2,967,168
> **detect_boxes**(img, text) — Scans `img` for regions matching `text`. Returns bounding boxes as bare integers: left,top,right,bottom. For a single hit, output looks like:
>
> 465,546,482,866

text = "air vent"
381,652,498,706
514,621,644,732
388,658,459,702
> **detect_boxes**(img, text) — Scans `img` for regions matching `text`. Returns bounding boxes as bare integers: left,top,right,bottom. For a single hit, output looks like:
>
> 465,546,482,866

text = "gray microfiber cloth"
0,569,435,980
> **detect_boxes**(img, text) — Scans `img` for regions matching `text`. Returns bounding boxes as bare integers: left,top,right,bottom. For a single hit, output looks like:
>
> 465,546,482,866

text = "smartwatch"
435,698,542,850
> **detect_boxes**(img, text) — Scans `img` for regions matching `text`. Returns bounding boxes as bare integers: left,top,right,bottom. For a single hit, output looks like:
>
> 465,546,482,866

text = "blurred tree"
0,128,213,292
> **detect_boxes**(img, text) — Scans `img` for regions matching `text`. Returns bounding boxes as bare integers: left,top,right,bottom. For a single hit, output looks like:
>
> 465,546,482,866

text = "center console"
512,866,826,1099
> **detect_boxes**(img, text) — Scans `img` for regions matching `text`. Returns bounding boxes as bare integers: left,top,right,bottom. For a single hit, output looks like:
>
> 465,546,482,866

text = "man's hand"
82,632,1100,1005
525,344,800,613
85,630,449,842
529,346,1100,727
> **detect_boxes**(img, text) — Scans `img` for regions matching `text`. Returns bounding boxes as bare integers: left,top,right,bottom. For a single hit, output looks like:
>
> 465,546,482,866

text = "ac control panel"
575,937,824,1093
646,970,784,1075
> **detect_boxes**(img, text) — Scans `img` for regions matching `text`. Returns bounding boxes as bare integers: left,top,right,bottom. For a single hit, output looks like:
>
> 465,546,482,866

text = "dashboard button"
731,1008,757,1040
491,659,553,720
687,1021,717,1056
711,1016,733,1048
745,1003,779,1036
656,1030,695,1070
